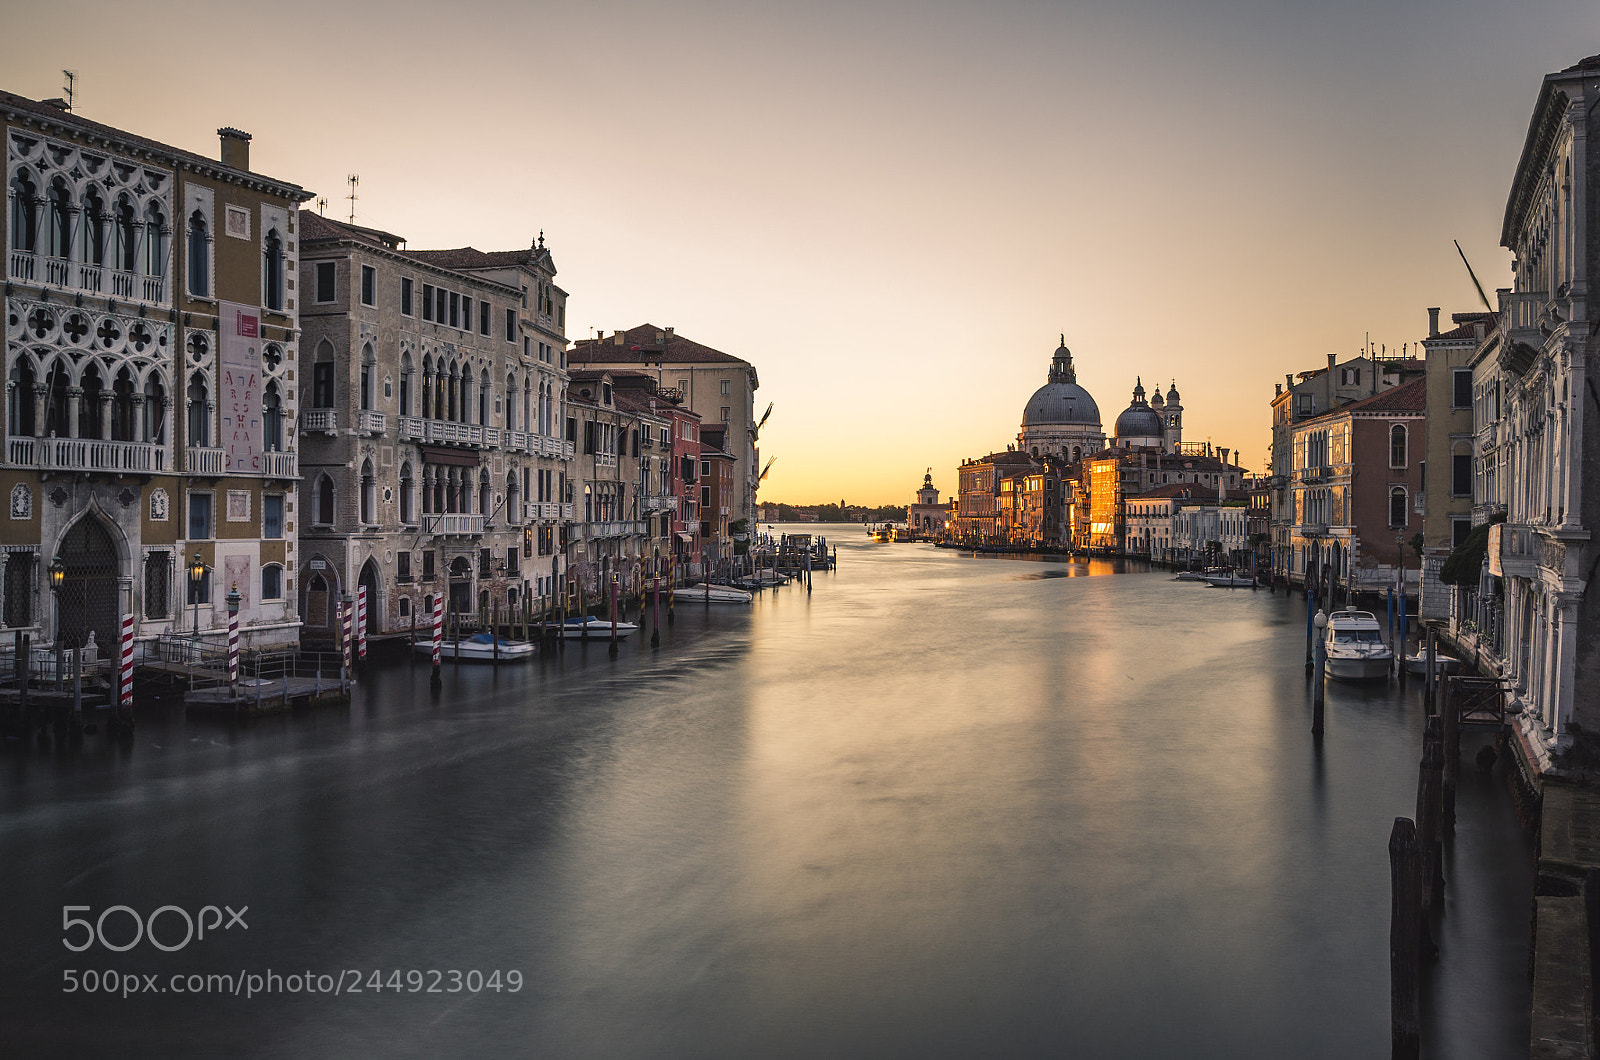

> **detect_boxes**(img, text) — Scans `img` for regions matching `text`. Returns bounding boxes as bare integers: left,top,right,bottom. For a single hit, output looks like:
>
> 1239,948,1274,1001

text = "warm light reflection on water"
1,527,1531,1058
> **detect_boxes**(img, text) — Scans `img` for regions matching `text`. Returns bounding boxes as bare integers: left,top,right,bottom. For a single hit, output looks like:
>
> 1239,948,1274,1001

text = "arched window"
1389,424,1407,468
9,172,37,253
111,367,136,441
79,188,105,265
399,353,413,417
78,363,104,439
400,463,415,523
446,364,458,422
505,373,516,430
478,471,491,518
114,195,137,272
360,460,376,524
317,473,335,524
479,369,489,425
312,340,335,408
1389,487,1408,529
143,374,167,444
44,361,70,435
187,209,209,296
142,201,165,276
263,382,283,451
584,484,593,523
261,564,283,601
360,343,374,410
8,360,37,436
187,373,209,446
263,229,284,310
44,179,72,259
506,471,520,519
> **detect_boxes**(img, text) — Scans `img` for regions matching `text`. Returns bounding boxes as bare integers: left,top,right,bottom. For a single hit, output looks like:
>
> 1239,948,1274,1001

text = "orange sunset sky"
12,0,1599,503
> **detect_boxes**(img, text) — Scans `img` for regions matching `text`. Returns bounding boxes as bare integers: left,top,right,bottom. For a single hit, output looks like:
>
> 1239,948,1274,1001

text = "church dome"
1021,338,1101,427
1114,378,1165,441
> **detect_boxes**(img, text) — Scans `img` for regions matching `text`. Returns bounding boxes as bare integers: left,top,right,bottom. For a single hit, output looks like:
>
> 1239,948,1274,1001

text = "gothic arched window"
187,210,209,296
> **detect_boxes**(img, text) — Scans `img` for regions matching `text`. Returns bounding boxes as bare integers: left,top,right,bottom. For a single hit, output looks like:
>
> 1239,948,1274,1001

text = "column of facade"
1553,594,1582,739
97,391,112,440
32,383,47,438
65,386,82,439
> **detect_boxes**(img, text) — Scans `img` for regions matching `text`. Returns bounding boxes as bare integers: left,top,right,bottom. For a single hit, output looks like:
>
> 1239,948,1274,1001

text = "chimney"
1275,382,1282,396
596,330,605,341
613,332,624,346
1427,307,1440,337
1285,373,1293,393
1474,321,1486,344
218,127,252,171
1326,353,1335,410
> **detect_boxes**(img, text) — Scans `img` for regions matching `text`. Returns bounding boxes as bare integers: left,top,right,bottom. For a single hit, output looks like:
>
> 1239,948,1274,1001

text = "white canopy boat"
555,616,638,639
412,632,537,662
672,584,754,605
1174,570,1208,582
1204,568,1253,587
1323,610,1393,680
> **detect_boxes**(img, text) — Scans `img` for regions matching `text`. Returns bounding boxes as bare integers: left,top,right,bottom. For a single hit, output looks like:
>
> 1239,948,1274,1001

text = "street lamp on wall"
48,555,64,593
189,551,205,641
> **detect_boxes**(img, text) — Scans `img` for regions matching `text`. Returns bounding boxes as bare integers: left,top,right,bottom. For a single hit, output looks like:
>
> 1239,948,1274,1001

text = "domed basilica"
1017,338,1184,461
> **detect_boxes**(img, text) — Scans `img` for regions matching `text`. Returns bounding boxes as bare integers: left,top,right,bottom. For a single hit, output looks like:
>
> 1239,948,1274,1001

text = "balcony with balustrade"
6,436,168,473
357,410,387,436
261,450,298,479
302,410,338,435
187,447,225,475
8,251,167,306
398,416,425,440
427,513,485,536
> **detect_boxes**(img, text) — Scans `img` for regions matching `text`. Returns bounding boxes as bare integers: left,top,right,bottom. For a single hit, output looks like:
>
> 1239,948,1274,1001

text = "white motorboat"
1174,570,1208,582
1204,569,1252,588
412,632,537,662
1323,610,1393,680
1403,651,1461,677
555,616,638,639
672,584,754,605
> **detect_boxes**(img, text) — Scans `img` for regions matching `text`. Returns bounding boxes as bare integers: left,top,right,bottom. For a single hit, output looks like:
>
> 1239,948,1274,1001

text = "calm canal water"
2,526,1532,1058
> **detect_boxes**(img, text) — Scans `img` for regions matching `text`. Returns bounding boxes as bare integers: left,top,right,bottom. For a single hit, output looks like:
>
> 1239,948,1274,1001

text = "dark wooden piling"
1417,716,1445,923
1424,628,1437,715
1441,675,1459,834
1390,816,1421,1059
1312,613,1326,737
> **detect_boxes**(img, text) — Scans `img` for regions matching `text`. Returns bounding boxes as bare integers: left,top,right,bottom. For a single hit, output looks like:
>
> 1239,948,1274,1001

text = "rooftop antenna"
346,173,359,225
61,70,76,112
315,197,327,217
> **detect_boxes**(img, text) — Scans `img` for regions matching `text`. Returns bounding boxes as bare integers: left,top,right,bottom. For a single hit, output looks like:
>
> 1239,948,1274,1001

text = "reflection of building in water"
907,469,944,533
2,91,311,652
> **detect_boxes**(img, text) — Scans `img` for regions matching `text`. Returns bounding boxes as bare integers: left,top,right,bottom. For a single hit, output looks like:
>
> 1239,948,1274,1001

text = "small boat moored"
1403,651,1461,677
412,632,538,662
672,584,754,605
554,616,638,640
1323,610,1393,680
1204,568,1252,587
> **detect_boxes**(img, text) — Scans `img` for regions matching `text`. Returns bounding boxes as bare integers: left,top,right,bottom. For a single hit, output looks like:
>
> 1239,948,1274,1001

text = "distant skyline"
10,1,1598,502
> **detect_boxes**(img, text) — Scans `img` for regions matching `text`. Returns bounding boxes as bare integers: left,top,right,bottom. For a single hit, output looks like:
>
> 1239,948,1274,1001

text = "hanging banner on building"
220,301,263,473
1488,523,1503,577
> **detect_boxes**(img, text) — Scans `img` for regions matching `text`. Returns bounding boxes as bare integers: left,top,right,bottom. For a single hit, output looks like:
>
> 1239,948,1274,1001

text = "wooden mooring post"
1416,716,1445,928
1312,609,1327,736
1389,816,1421,1059
1441,675,1460,834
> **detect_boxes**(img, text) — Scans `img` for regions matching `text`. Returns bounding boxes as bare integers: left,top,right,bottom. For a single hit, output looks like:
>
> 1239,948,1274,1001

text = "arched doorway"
303,560,338,632
448,556,472,616
57,515,120,650
358,558,381,634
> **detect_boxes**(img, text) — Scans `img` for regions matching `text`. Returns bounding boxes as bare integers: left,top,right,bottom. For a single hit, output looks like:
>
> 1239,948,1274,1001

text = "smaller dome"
1166,382,1181,404
1115,405,1165,440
